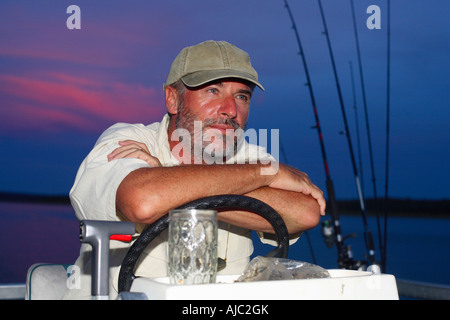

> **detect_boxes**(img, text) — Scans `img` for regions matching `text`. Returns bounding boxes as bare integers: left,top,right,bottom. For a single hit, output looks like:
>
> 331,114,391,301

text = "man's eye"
237,94,249,101
207,88,218,93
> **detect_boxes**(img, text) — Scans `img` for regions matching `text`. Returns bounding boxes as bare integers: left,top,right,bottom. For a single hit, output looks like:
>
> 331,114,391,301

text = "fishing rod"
283,0,355,269
349,0,384,269
382,0,391,272
317,0,377,267
349,61,365,194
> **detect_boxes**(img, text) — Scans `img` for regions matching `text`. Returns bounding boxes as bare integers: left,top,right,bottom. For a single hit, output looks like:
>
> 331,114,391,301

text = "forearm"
117,164,320,234
116,163,272,224
217,186,321,234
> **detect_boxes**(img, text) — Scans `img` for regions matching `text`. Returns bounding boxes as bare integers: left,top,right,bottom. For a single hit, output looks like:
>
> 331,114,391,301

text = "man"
65,40,325,299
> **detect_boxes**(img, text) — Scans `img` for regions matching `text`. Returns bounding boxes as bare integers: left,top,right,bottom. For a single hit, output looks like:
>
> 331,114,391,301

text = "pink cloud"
0,71,166,135
0,3,175,137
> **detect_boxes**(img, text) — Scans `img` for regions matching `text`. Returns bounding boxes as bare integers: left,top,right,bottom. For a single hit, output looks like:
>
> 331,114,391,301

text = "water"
0,202,80,284
1,202,449,287
253,214,450,286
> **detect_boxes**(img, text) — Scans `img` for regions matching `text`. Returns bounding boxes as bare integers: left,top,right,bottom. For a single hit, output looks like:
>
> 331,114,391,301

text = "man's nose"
218,95,237,118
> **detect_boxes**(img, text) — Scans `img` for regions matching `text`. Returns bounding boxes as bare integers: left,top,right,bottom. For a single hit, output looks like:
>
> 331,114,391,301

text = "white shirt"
65,114,278,299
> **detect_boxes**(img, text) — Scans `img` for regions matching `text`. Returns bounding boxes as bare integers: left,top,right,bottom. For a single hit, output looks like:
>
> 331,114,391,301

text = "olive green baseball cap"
164,40,264,91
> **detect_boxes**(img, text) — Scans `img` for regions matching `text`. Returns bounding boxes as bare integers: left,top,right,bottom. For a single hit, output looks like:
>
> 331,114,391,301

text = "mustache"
202,118,242,131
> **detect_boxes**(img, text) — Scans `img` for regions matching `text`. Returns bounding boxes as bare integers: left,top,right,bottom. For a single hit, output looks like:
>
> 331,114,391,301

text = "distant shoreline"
0,192,449,218
331,198,450,219
0,192,70,205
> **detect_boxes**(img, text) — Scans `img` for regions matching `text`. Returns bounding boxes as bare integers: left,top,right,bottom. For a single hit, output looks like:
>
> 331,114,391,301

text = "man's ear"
165,86,179,115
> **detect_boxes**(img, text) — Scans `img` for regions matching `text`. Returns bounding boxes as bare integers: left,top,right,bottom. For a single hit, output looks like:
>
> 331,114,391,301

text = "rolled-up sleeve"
70,123,152,221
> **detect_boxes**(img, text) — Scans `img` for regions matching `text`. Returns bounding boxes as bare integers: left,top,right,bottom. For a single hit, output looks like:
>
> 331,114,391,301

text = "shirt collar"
156,114,180,166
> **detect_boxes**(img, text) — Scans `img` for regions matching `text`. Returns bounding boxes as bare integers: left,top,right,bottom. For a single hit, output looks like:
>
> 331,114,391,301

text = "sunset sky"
1,0,449,201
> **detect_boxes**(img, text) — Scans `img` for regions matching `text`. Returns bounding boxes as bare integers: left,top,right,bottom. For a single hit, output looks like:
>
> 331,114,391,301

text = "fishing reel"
320,219,370,271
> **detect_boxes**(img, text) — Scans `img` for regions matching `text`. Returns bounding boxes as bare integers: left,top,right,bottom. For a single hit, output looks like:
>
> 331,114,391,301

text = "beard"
174,102,246,163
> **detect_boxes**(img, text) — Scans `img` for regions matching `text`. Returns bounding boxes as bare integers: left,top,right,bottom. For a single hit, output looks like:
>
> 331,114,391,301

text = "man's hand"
266,163,326,216
107,140,162,167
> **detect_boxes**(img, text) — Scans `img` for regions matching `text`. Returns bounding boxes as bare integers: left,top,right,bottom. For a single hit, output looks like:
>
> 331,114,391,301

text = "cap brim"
181,69,264,91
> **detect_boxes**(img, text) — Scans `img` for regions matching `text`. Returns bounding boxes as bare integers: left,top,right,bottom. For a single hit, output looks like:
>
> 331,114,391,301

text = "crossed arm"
109,140,325,234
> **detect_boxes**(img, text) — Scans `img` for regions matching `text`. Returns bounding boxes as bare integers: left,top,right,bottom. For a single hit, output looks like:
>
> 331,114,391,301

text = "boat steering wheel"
118,194,289,293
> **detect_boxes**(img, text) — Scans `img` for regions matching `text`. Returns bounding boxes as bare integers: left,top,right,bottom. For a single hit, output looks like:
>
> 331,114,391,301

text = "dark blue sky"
0,0,449,200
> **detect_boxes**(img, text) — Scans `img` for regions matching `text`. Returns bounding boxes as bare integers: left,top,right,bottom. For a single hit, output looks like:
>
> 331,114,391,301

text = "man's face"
174,80,252,163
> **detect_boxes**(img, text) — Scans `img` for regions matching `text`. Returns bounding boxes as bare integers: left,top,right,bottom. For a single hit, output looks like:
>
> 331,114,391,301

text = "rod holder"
80,220,135,300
